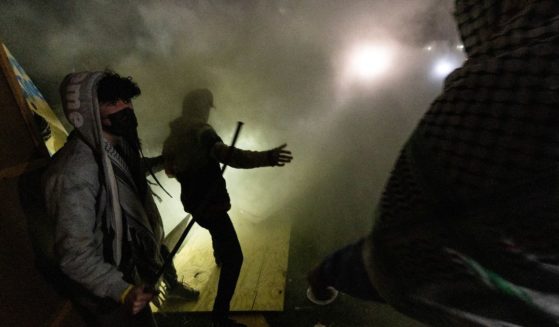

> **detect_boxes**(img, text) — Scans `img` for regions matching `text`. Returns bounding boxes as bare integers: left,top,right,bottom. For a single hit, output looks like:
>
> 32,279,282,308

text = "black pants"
194,211,243,318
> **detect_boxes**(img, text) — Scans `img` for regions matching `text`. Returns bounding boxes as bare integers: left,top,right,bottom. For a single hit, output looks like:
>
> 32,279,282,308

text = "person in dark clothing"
163,88,293,327
308,1,559,326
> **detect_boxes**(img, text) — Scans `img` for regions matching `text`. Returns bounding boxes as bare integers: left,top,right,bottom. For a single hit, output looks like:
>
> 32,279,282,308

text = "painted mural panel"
2,43,67,154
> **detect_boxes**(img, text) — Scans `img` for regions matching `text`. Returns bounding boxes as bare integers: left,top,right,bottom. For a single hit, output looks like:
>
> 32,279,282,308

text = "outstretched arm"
211,142,293,168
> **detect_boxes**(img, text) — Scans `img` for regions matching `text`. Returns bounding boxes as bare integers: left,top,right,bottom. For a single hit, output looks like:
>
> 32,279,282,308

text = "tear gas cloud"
0,0,461,252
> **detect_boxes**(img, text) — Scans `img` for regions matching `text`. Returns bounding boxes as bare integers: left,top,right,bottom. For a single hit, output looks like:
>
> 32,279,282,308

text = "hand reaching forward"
268,143,293,166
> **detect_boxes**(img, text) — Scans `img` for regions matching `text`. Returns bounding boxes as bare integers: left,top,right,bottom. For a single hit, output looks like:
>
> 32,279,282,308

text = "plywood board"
1,43,67,154
155,216,291,313
0,48,43,175
0,42,67,178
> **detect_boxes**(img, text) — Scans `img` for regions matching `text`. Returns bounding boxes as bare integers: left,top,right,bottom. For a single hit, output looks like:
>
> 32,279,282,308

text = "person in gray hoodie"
42,71,195,326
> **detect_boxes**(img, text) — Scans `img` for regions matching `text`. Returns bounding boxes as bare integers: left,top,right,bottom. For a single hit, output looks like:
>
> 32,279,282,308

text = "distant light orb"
347,45,393,80
433,59,457,78
456,44,464,50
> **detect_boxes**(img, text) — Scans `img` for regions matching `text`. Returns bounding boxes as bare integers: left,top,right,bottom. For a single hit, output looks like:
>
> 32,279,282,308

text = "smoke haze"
1,0,461,252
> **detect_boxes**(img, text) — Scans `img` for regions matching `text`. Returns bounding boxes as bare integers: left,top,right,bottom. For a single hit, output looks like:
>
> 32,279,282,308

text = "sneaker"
211,318,247,327
166,281,200,301
306,266,339,305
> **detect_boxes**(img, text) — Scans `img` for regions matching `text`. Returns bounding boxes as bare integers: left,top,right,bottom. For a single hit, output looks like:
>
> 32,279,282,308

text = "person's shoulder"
198,123,218,135
52,133,95,160
45,134,99,180
169,117,184,130
198,124,223,148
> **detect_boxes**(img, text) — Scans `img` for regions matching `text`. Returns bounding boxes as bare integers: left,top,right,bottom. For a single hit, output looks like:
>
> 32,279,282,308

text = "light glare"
348,45,392,80
433,59,456,78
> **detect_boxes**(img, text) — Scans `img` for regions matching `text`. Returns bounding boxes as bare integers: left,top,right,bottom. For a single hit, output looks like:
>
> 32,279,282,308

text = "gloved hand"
267,144,293,166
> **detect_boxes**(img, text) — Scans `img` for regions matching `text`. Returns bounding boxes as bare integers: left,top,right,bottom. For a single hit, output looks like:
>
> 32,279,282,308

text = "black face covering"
105,107,137,136
104,107,148,199
105,107,142,154
104,106,172,200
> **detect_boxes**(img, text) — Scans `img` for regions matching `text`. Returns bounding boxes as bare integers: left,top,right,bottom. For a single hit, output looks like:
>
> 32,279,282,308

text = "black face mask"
105,107,142,153
104,107,137,136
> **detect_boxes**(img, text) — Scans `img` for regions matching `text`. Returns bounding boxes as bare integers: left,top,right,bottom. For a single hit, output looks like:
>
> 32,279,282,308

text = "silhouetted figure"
163,89,292,327
308,1,559,326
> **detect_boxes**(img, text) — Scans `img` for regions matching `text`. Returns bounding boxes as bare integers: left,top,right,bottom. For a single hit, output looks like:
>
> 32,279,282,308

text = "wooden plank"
252,220,290,311
155,216,291,313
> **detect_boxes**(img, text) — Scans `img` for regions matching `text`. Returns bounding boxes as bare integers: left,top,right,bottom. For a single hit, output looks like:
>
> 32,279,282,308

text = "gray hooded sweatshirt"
43,72,164,302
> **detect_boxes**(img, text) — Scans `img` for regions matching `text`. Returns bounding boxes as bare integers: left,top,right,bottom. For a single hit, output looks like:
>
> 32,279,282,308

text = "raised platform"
155,215,291,313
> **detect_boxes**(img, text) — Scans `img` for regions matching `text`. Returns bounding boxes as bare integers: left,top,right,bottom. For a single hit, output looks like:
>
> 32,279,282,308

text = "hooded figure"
162,88,293,327
308,1,559,326
43,71,167,326
163,89,230,214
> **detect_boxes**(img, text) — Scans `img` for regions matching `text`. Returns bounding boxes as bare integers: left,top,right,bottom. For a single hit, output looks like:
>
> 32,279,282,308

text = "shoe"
165,281,200,301
211,318,247,327
306,266,339,305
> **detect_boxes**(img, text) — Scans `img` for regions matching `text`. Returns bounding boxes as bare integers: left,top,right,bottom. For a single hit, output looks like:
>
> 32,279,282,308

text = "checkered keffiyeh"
369,1,559,325
420,0,559,192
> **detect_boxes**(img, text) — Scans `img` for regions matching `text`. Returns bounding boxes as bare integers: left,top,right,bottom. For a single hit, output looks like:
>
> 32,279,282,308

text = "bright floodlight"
433,58,456,78
348,45,392,80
